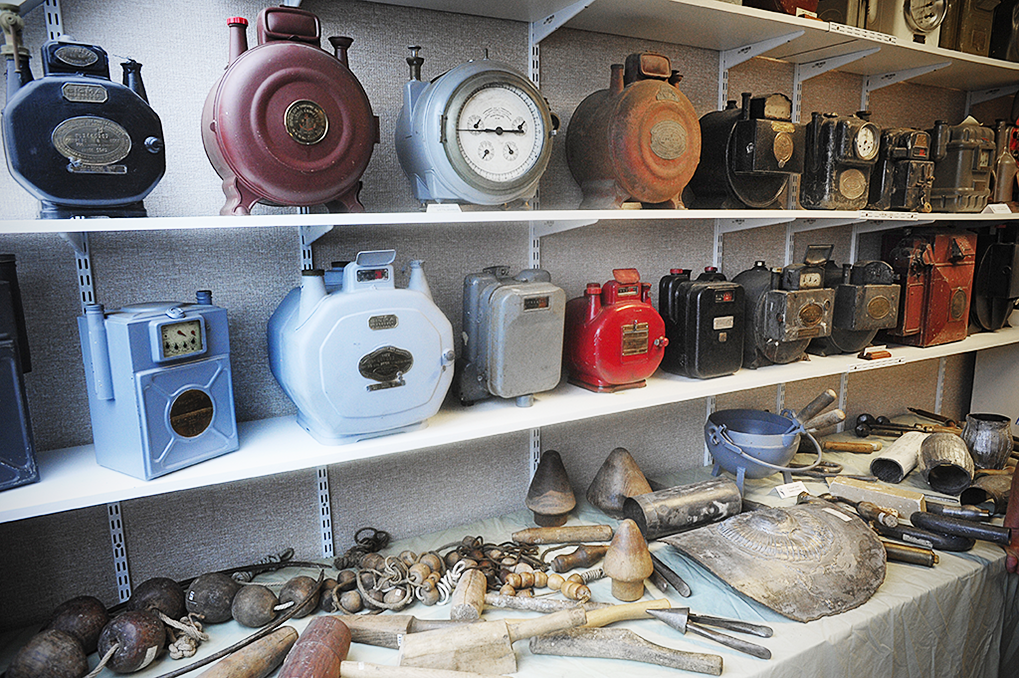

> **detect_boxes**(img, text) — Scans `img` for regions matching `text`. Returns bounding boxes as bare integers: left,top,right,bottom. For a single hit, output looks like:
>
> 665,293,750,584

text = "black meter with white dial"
395,47,556,205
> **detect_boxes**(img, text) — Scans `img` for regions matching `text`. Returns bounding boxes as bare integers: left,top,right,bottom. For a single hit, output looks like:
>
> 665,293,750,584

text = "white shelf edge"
3,322,1016,525
2,208,1017,235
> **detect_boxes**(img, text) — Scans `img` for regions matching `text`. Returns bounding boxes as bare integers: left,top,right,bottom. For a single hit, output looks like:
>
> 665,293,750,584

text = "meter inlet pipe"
85,304,114,401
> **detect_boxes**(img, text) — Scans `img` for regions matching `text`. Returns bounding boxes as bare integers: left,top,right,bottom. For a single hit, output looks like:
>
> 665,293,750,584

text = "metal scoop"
647,607,773,660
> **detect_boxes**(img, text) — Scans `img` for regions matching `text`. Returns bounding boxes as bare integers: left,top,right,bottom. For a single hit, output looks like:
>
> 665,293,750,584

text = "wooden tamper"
603,518,653,601
525,450,576,526
586,447,653,517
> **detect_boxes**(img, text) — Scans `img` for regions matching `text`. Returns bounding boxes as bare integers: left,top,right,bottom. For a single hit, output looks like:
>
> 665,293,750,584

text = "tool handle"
822,440,882,453
874,521,975,551
505,607,587,643
551,545,609,572
511,525,614,545
881,540,938,567
340,662,497,678
687,614,773,639
685,622,772,660
924,502,992,522
804,409,845,432
197,626,297,678
583,598,671,628
795,389,837,424
528,627,723,676
449,568,486,621
910,511,1012,545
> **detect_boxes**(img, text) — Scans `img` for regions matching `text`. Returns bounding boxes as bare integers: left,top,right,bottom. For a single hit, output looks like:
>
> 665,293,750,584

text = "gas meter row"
53,227,1011,488
0,5,1005,218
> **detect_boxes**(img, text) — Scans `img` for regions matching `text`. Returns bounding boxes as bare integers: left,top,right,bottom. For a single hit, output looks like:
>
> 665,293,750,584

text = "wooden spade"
397,599,670,674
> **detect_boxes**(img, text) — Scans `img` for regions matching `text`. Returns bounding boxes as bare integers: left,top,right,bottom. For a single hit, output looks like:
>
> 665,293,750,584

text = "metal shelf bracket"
713,216,794,269
860,62,951,111
719,31,803,110
791,47,881,123
784,216,862,265
530,0,595,45
965,84,1019,116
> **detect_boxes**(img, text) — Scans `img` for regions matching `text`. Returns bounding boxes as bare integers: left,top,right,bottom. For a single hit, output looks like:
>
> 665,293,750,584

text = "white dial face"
454,83,545,184
161,319,203,358
855,126,878,161
903,0,946,33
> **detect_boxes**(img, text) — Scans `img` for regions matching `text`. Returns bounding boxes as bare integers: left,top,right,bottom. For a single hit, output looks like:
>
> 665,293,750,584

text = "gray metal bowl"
705,408,821,493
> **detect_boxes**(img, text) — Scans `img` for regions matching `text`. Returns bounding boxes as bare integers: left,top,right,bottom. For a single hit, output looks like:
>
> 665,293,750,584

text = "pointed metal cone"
647,607,690,633
586,447,653,518
602,518,653,601
526,450,576,527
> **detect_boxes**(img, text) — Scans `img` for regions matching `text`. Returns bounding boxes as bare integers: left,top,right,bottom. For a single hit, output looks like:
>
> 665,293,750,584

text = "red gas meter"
564,269,667,392
201,7,379,215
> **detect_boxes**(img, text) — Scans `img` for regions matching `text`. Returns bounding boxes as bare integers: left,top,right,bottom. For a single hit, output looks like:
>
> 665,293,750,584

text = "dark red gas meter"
564,269,667,392
882,229,977,347
202,7,379,215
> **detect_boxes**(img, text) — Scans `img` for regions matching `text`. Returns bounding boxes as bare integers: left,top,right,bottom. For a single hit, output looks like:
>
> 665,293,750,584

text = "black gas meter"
689,92,805,209
927,116,995,213
808,260,901,356
733,245,835,369
800,111,880,210
867,128,934,212
972,223,1019,331
2,12,165,218
658,267,745,379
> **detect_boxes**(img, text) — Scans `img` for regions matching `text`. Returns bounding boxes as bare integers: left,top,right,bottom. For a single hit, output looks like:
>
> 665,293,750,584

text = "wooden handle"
505,607,587,643
278,617,351,678
582,598,671,628
511,525,614,545
551,545,608,572
803,408,845,432
331,615,466,650
795,388,836,423
449,569,486,621
197,626,298,678
529,627,722,675
822,440,882,453
339,661,500,678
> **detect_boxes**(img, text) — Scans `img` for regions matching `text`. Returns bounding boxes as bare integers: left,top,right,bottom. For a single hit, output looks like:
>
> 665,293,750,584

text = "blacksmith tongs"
648,607,774,659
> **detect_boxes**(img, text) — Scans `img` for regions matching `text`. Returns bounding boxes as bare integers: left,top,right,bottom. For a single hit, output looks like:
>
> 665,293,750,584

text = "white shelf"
3,322,1016,524
366,0,1019,92
1,208,1016,236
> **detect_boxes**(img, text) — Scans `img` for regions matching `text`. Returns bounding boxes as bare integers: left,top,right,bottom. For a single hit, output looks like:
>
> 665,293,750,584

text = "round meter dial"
854,125,878,161
443,71,553,195
903,0,946,34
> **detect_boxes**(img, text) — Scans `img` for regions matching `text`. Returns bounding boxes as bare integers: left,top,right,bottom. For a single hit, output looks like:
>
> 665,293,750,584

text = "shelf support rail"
59,232,96,313
43,0,63,40
965,84,1019,117
718,31,803,110
784,216,862,266
299,224,333,270
529,428,542,479
712,216,795,270
791,48,880,123
860,62,951,112
107,501,132,603
848,216,933,263
316,466,334,559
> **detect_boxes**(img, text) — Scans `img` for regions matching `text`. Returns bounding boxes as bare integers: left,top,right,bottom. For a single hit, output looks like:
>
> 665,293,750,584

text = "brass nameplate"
650,120,687,160
55,45,99,67
285,100,329,145
51,116,131,165
621,322,649,356
62,83,108,103
368,314,399,330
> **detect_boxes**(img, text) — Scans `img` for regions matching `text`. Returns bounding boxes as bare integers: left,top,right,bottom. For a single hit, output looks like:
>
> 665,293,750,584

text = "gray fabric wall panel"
793,224,854,268
120,469,321,581
327,432,531,550
941,352,976,422
719,222,788,279
540,399,709,494
0,505,118,631
716,385,782,413
844,359,940,426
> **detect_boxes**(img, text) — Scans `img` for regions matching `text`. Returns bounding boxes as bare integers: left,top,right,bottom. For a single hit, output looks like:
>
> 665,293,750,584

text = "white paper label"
713,315,734,330
982,203,1012,214
425,203,463,213
774,481,808,499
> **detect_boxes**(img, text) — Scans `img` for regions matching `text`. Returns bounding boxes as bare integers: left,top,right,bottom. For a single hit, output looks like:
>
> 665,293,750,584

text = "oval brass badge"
867,295,891,320
51,116,132,165
950,288,967,320
54,45,99,68
285,100,329,145
358,346,413,382
838,168,867,200
799,303,823,327
649,120,687,160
